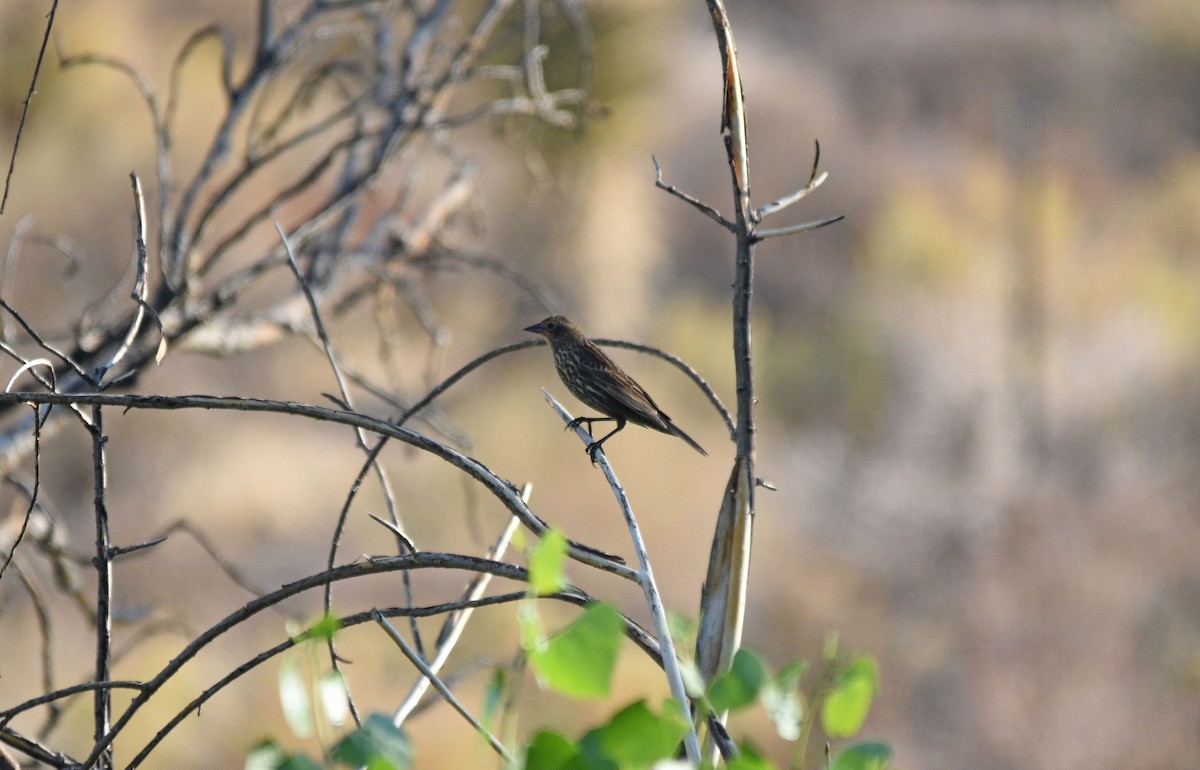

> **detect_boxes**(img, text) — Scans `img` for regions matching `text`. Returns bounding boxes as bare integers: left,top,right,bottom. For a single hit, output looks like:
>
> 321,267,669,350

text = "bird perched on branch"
524,315,707,463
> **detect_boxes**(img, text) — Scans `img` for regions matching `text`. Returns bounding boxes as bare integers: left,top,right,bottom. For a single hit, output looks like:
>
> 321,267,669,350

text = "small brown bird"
524,315,707,462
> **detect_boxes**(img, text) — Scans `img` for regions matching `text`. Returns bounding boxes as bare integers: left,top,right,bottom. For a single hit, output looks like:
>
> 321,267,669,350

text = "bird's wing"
575,343,668,423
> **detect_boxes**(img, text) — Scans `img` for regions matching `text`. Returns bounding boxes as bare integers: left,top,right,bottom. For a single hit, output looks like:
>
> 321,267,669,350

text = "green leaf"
524,730,583,770
594,701,689,767
762,660,806,741
829,741,893,770
667,612,698,650
278,657,312,738
530,603,623,699
529,529,569,595
707,648,767,712
331,713,411,769
520,598,543,651
276,756,324,770
319,671,350,727
679,658,707,699
481,667,506,731
821,656,878,738
305,613,342,642
725,742,778,770
245,740,285,770
245,741,322,770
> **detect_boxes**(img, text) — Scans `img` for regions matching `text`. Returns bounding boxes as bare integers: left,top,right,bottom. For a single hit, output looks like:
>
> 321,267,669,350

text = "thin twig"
0,681,145,723
287,215,430,695
594,338,734,439
392,512,523,726
8,565,57,736
159,520,274,600
752,139,829,223
0,362,49,582
0,216,35,341
104,173,153,377
1,0,59,215
0,299,91,386
372,610,514,764
0,724,76,769
541,390,702,764
123,588,659,770
82,552,534,768
652,155,734,231
90,404,113,768
754,214,844,241
0,391,639,581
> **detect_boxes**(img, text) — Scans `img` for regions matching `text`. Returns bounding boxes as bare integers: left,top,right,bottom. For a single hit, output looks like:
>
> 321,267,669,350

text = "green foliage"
707,648,768,712
523,700,689,770
277,626,352,741
256,603,889,770
529,529,569,595
725,744,775,770
760,660,806,741
586,700,690,767
524,730,580,769
246,716,411,770
528,602,624,698
481,667,507,732
246,740,323,770
820,656,879,738
317,671,350,727
828,741,893,770
300,613,343,643
329,715,412,769
279,657,314,739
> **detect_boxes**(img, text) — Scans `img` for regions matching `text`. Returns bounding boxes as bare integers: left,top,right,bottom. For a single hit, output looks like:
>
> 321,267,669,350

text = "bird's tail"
669,422,707,456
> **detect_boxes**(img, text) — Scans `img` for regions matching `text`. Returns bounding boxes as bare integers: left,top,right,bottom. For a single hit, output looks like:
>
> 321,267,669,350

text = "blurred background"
1,0,1199,768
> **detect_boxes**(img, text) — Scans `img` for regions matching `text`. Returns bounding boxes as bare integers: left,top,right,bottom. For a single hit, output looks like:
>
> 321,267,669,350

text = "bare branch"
0,367,47,582
103,173,155,377
0,299,92,386
753,213,845,241
0,724,76,769
652,155,735,231
1,0,59,215
541,391,701,764
0,390,637,580
594,337,735,440
82,552,535,767
89,404,113,767
392,512,522,726
752,139,830,222
373,610,514,763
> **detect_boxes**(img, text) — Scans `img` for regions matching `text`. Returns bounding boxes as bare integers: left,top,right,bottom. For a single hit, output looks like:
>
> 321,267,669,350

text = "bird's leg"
566,415,614,438
585,419,626,465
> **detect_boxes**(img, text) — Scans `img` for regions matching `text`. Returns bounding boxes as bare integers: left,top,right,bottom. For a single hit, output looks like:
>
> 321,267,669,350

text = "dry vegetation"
1,1,1198,769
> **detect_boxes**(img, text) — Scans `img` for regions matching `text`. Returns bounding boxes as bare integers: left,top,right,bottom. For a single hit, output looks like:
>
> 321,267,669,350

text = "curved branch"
593,338,734,439
0,392,636,582
116,567,660,770
84,553,529,768
541,392,701,763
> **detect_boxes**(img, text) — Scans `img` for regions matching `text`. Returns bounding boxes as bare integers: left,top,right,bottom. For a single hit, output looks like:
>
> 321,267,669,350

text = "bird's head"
524,315,580,344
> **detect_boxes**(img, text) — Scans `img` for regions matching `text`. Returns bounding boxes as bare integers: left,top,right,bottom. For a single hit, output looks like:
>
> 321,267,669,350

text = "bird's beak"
523,322,545,335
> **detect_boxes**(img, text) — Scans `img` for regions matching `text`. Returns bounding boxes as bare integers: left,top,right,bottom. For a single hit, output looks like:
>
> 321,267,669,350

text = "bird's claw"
566,416,595,437
585,442,602,465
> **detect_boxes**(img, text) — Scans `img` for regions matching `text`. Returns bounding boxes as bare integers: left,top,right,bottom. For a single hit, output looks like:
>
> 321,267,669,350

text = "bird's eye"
545,321,557,330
